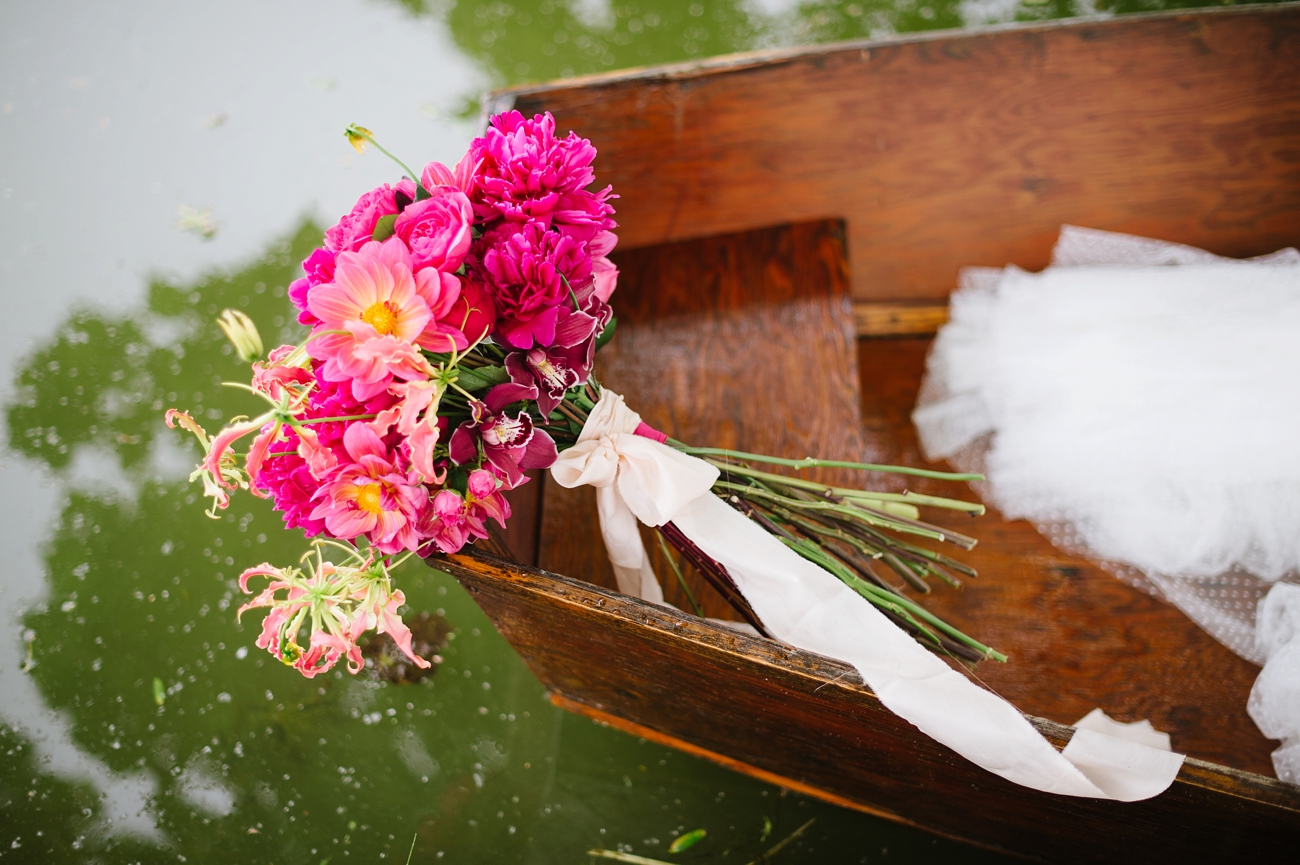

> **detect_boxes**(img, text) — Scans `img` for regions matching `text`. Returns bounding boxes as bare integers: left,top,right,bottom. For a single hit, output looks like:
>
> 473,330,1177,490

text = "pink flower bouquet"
169,112,998,679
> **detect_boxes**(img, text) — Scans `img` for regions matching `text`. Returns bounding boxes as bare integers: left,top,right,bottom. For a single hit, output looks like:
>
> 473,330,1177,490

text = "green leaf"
455,365,509,392
415,184,432,201
594,316,617,350
371,214,398,242
668,829,706,853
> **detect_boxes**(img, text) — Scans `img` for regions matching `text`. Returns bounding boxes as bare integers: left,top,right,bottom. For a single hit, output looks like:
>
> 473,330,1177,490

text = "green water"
0,0,1273,861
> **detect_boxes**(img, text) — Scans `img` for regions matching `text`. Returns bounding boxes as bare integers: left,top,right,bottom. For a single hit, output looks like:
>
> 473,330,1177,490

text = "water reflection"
422,0,1258,91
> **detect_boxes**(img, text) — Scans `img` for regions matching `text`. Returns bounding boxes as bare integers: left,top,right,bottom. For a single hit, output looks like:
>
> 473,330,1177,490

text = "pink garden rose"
393,185,473,273
324,185,400,253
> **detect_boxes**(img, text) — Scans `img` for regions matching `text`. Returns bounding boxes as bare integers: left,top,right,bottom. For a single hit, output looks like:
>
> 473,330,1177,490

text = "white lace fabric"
912,226,1300,781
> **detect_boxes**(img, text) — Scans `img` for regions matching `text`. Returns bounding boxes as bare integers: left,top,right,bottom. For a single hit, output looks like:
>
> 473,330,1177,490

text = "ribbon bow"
551,390,1185,801
550,391,718,601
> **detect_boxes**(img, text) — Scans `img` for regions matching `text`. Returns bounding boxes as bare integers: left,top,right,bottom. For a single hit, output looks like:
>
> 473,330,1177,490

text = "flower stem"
655,530,704,617
677,446,983,482
348,125,422,185
707,461,984,514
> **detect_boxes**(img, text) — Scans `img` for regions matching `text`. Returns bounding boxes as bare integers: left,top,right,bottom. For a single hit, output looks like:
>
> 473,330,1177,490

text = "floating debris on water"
176,205,219,240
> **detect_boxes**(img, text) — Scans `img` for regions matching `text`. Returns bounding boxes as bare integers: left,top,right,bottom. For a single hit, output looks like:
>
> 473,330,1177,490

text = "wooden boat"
434,6,1300,860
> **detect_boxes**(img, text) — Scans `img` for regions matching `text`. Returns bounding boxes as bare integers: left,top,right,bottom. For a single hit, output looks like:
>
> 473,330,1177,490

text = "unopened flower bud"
344,124,374,155
217,309,263,362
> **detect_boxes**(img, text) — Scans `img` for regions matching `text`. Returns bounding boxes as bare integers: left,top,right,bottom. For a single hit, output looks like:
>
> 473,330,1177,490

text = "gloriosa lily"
237,540,431,678
166,342,333,517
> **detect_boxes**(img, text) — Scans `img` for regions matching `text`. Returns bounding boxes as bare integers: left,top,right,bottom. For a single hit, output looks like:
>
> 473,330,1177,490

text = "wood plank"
502,6,1300,302
538,219,865,614
438,549,1300,864
854,301,949,337
535,216,1278,776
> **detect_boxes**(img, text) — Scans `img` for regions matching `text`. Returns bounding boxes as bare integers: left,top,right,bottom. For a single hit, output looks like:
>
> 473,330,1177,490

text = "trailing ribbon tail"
551,389,1186,802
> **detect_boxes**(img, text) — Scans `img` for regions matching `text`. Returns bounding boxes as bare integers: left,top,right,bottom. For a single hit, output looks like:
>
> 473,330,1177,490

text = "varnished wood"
854,301,949,337
439,549,1300,863
539,220,865,615
500,5,1300,303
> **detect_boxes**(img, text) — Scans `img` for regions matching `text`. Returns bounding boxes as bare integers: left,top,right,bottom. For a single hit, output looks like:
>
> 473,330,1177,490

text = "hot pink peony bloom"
325,185,400,253
393,185,474,273
470,111,616,242
309,424,428,554
476,223,591,349
307,238,467,401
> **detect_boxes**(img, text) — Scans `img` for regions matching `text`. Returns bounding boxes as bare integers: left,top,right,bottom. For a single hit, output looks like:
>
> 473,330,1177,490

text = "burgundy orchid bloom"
504,299,609,419
448,382,557,487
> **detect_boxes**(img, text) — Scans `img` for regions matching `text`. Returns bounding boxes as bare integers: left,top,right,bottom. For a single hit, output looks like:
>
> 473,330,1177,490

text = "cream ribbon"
550,390,1185,801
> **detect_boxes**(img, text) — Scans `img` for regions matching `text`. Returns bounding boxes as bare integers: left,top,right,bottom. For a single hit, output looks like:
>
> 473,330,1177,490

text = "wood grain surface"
439,549,1300,863
501,5,1300,302
526,216,1279,777
457,215,1296,857
537,219,867,611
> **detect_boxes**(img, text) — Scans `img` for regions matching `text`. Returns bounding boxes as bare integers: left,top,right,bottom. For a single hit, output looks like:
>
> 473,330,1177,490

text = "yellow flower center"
361,300,400,336
355,483,384,515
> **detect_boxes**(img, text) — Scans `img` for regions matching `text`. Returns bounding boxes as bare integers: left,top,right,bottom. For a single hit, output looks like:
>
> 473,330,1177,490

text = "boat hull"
440,549,1300,863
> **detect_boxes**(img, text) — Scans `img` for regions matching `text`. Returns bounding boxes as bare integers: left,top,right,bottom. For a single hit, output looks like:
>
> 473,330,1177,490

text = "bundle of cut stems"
541,382,1004,664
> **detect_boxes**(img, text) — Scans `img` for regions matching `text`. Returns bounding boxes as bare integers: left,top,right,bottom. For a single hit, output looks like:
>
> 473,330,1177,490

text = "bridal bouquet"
166,111,998,680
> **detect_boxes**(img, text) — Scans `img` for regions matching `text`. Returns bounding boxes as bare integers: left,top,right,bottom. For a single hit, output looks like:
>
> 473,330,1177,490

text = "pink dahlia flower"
309,424,428,555
477,223,591,349
307,238,467,401
393,185,473,273
470,111,617,240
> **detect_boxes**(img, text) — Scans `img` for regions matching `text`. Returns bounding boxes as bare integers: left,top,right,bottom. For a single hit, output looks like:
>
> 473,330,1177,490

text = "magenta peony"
476,223,592,349
470,111,617,239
